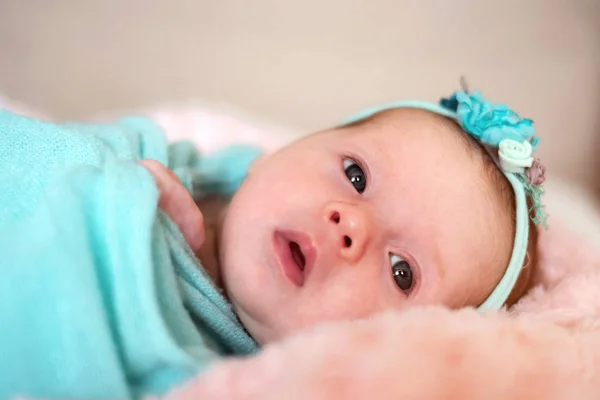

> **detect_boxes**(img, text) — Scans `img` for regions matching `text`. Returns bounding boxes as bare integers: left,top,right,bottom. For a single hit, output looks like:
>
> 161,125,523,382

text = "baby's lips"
139,159,205,252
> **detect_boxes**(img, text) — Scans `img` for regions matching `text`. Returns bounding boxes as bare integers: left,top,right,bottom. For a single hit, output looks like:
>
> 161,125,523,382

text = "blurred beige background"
0,1,599,191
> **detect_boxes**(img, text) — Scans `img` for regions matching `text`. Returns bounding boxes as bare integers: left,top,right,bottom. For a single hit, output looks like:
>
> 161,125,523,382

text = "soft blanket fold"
0,111,259,399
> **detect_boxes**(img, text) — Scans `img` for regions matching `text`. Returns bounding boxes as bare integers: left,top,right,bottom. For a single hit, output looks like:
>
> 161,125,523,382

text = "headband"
343,90,547,311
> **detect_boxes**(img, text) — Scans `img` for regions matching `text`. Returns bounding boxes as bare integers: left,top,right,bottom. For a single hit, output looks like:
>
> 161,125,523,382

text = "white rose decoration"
498,139,534,173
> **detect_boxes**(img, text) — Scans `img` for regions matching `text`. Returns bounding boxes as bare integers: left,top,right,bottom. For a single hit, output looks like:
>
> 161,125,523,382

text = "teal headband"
343,91,547,311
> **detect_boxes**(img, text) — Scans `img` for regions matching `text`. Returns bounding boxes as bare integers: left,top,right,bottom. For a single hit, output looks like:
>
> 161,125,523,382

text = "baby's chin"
228,300,278,345
223,271,304,346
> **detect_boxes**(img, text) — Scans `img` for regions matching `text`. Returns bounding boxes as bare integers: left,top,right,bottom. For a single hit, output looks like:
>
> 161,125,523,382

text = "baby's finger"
139,160,205,253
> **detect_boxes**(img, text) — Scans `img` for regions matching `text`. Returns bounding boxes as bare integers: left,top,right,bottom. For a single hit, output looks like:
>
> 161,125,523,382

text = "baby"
145,90,546,345
0,89,546,399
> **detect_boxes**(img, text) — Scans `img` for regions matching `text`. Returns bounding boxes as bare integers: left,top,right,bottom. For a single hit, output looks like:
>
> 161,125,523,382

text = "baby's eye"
343,158,367,194
390,254,413,294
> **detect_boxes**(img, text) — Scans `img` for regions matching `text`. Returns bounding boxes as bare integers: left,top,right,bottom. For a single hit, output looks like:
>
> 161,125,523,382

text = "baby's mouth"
273,230,316,287
288,241,306,271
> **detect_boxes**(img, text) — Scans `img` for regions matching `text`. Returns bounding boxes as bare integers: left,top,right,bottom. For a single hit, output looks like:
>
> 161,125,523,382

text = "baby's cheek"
301,281,389,324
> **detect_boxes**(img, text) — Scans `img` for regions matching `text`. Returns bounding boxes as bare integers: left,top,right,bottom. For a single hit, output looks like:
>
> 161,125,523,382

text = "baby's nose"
325,203,371,264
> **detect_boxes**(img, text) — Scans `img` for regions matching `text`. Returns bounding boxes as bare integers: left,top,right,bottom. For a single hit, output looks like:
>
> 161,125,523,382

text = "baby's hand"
139,160,205,253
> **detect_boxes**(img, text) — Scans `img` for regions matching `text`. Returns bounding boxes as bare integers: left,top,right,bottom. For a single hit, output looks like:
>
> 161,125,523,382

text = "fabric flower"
498,139,534,173
441,91,538,149
526,158,546,186
441,86,547,227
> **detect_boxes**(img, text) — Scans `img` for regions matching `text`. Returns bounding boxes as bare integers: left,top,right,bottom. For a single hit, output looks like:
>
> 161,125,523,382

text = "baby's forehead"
340,108,488,213
349,108,473,161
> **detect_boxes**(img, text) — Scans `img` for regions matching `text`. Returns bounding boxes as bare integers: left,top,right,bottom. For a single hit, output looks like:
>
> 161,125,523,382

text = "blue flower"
440,91,538,149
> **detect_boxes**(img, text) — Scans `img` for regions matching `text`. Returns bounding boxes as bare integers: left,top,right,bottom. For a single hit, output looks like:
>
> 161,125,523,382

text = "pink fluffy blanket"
4,99,600,399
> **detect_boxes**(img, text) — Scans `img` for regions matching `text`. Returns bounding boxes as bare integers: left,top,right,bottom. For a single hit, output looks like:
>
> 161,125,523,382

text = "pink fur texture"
2,98,599,399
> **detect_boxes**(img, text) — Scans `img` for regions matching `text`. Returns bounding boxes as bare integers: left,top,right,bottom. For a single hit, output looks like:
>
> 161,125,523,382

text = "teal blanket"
0,111,261,399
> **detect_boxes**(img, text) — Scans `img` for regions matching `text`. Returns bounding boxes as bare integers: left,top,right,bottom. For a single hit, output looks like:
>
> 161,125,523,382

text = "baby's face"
220,109,512,344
